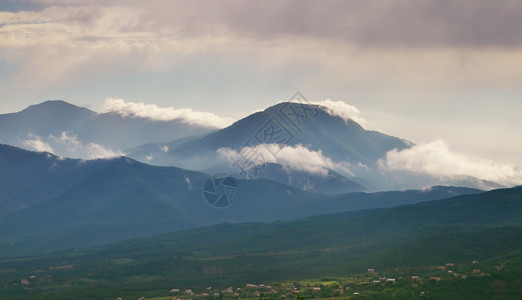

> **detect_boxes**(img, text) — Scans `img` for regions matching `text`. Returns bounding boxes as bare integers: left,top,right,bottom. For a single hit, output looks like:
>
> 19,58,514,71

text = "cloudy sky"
1,0,522,168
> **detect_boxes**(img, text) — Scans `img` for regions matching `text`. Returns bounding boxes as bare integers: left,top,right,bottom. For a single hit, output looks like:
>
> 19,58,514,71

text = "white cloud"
310,99,367,127
185,177,192,190
21,131,125,159
378,139,522,187
49,131,81,154
23,134,54,153
85,142,125,159
218,143,351,176
100,98,235,128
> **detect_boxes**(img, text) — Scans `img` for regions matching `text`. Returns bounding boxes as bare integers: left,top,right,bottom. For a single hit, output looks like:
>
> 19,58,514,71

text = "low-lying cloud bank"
378,139,522,187
101,98,235,128
218,143,352,177
23,134,54,153
309,99,367,127
23,131,125,159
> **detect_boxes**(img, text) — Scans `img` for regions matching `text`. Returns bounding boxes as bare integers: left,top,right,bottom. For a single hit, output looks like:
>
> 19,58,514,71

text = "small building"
21,279,29,285
170,289,180,293
367,268,375,274
472,260,479,264
473,269,482,274
445,263,454,267
312,287,321,292
411,276,420,281
184,289,194,295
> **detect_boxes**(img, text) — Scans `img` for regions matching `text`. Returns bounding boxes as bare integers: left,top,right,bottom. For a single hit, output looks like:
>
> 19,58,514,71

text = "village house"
184,289,194,295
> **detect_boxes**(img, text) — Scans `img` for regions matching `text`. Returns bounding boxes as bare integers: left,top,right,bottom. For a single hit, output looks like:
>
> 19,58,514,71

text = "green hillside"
0,187,521,299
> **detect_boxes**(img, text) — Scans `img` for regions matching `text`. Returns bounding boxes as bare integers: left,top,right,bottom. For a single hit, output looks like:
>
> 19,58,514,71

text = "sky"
1,0,522,169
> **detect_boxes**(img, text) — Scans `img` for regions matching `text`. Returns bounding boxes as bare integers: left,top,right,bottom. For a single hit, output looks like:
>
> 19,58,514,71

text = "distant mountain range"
0,144,483,257
0,100,506,191
0,100,216,158
126,101,503,191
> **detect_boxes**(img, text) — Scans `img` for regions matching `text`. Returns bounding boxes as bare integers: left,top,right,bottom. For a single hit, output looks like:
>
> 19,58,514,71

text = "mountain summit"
0,100,216,158
129,101,411,164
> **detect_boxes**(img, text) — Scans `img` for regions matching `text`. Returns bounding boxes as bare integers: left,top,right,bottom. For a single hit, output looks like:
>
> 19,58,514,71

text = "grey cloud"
135,0,522,48
17,0,522,48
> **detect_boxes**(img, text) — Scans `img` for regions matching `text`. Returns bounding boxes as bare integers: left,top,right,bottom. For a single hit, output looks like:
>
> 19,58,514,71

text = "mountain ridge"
0,144,485,257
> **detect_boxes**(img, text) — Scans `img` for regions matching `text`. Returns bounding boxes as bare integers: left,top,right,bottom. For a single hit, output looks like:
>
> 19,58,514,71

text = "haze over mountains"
0,100,508,191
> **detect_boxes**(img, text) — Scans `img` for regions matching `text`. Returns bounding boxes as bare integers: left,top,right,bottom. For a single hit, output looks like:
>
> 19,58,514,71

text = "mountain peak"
24,100,94,114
